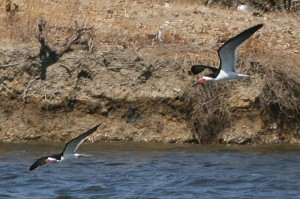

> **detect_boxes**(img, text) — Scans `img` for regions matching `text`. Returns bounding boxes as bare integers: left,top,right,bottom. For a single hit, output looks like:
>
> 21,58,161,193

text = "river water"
1,142,300,199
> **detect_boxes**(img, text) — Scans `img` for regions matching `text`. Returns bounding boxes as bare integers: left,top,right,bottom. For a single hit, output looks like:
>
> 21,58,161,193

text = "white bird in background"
155,25,163,42
237,4,252,12
191,24,264,86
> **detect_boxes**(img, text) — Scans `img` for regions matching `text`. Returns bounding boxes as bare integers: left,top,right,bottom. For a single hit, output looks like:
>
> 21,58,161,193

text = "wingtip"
29,165,36,171
247,24,264,32
255,23,264,29
88,124,101,132
94,123,102,129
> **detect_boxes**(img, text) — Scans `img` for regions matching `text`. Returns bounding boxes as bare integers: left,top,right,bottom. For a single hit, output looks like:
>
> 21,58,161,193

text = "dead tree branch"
38,20,59,61
60,21,94,55
37,20,93,80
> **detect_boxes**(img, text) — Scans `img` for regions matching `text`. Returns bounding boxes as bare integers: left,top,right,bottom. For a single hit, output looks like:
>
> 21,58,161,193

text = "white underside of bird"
190,24,263,86
202,70,249,82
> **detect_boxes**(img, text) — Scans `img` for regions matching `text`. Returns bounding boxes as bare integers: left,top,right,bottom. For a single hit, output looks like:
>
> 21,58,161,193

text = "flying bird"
29,124,101,171
191,24,263,86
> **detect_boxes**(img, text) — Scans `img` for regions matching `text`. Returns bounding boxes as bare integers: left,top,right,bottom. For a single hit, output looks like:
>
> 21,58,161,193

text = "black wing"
29,156,49,171
218,24,263,72
62,124,101,156
191,65,219,75
29,154,61,171
191,65,220,78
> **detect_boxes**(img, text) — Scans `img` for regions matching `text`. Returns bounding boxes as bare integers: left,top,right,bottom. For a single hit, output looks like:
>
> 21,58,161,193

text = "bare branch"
59,21,94,56
37,19,93,80
22,76,39,101
0,63,18,69
38,20,58,61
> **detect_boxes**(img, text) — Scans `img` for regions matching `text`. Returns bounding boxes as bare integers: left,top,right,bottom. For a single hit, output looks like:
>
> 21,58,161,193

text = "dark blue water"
1,142,300,199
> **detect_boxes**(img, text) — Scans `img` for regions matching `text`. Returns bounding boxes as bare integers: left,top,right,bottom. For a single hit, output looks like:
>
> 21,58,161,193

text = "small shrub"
259,69,300,130
185,83,231,143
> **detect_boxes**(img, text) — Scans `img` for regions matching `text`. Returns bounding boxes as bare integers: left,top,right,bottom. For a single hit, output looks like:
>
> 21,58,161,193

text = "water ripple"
1,143,300,198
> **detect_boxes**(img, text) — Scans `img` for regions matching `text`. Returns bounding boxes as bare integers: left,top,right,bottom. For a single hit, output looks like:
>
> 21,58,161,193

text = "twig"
60,21,94,55
0,63,18,69
59,64,72,77
22,76,39,101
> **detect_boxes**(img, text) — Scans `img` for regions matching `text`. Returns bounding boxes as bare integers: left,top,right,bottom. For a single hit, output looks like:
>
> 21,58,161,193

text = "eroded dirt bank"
0,42,299,144
0,1,300,144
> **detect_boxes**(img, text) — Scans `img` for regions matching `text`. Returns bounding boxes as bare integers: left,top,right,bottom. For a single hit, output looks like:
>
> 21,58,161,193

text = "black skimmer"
191,24,263,86
29,124,101,171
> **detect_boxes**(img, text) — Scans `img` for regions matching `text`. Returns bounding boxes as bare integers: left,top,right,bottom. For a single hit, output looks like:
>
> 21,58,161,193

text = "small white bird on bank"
191,24,263,86
155,25,163,42
237,4,254,13
29,124,101,171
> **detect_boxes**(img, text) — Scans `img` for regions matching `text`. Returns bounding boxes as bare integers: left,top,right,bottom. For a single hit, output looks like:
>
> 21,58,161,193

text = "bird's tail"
75,153,91,158
238,74,250,78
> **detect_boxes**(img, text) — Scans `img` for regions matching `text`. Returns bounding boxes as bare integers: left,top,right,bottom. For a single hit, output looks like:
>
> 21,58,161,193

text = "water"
1,142,300,199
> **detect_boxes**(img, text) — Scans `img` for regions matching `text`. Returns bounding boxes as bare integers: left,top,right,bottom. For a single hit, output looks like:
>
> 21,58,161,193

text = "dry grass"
259,69,300,129
184,83,231,144
1,0,299,53
239,49,300,133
